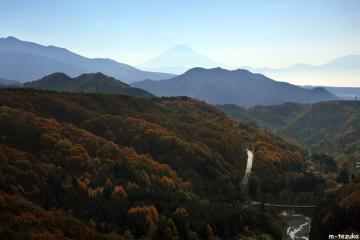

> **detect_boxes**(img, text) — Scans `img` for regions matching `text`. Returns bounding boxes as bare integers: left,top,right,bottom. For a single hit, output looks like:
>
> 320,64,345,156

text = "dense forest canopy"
310,178,360,240
220,101,360,169
0,88,312,239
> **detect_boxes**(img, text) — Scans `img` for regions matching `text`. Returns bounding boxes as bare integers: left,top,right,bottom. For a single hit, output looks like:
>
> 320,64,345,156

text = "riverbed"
281,210,311,240
241,149,311,239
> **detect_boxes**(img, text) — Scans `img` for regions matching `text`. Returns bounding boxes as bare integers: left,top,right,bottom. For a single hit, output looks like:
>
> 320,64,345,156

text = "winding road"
241,149,253,186
241,149,316,209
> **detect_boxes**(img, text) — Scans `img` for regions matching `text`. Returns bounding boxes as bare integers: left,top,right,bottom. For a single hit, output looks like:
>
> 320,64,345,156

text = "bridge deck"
250,201,316,208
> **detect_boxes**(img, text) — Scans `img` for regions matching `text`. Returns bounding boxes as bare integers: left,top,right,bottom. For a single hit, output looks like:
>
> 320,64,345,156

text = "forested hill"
310,178,360,240
24,72,154,99
219,101,360,164
218,102,309,131
278,101,360,162
0,88,309,239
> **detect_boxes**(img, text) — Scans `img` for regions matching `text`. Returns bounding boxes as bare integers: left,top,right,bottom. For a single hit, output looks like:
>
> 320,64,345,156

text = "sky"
1,0,360,69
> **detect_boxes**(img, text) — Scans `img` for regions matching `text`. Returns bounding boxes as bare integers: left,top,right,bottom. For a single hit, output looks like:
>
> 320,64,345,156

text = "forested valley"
0,88,329,239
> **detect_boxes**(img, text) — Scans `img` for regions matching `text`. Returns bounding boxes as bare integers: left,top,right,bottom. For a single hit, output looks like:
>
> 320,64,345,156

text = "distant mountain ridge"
0,78,21,86
0,36,174,83
304,85,360,100
244,55,360,87
138,44,222,74
24,72,154,98
132,67,338,107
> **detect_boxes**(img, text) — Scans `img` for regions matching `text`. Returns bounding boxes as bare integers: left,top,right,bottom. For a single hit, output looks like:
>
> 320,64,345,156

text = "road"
241,149,253,185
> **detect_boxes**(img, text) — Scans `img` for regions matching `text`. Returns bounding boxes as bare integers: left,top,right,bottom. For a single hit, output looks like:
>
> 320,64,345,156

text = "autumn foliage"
0,88,304,239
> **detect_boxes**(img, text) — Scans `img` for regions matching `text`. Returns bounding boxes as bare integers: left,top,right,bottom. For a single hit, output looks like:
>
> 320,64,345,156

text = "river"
241,149,311,239
281,210,311,240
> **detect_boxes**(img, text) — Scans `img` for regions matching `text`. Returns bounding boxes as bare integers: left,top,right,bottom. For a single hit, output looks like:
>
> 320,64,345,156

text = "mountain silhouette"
244,55,360,87
0,36,174,83
24,72,154,98
132,67,338,107
138,44,222,74
0,77,21,86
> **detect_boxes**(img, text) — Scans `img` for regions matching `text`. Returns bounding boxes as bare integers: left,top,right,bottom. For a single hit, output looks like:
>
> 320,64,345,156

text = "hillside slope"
220,100,360,171
218,102,308,130
0,89,307,201
310,178,360,240
0,88,309,239
278,101,360,163
132,67,338,107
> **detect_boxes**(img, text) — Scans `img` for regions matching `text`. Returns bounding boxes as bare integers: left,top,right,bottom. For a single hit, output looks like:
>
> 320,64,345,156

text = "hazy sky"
1,0,360,68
